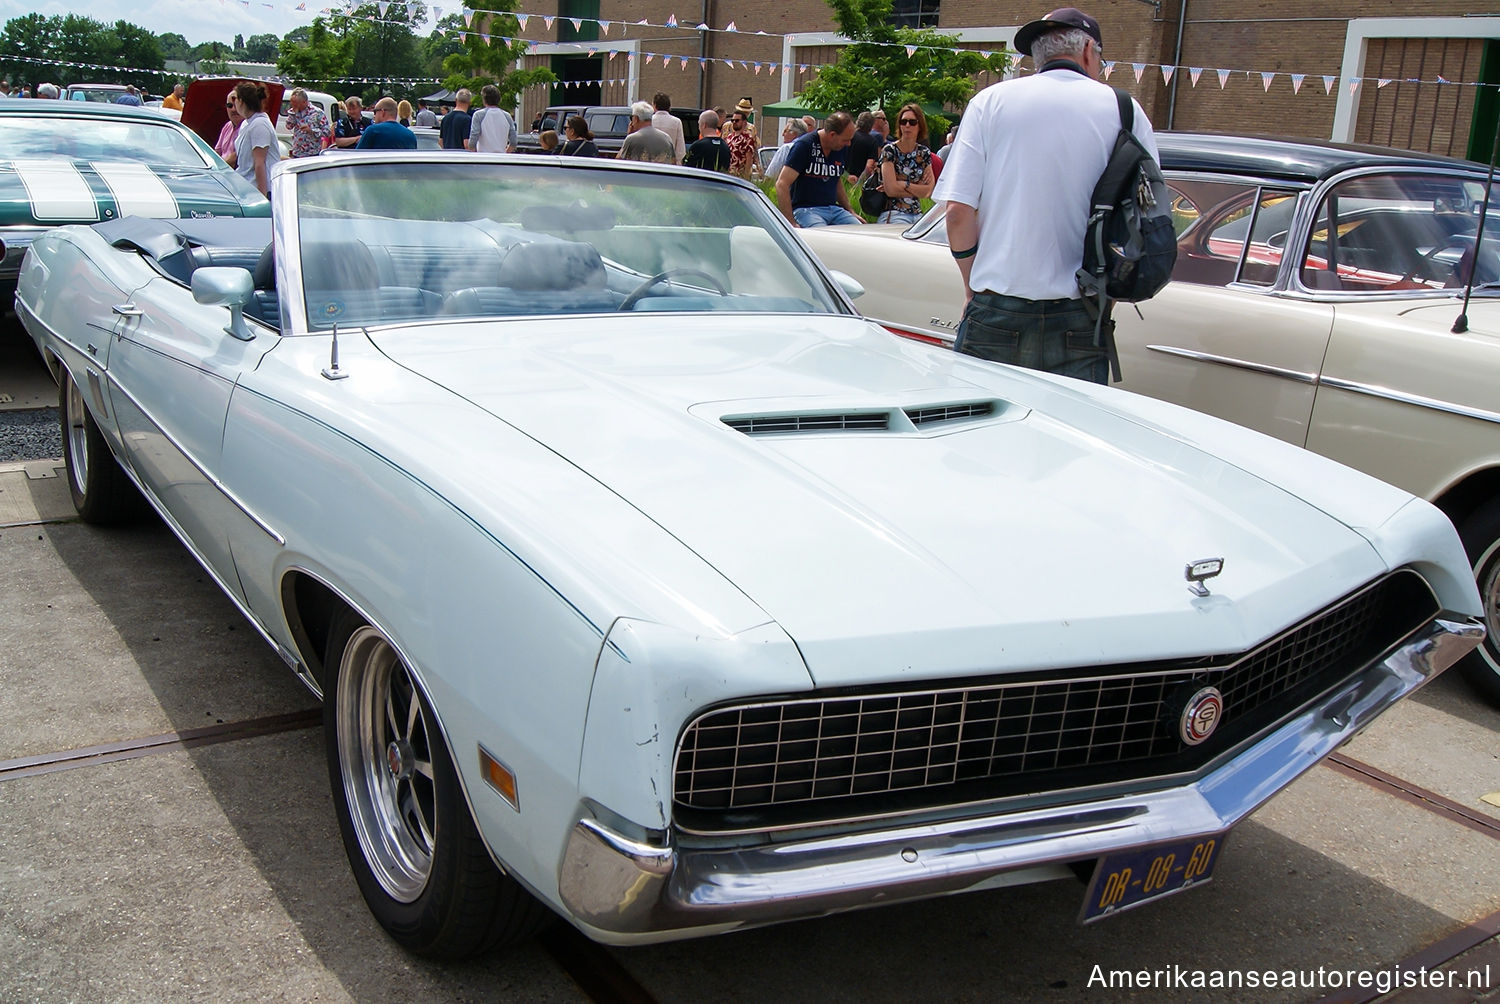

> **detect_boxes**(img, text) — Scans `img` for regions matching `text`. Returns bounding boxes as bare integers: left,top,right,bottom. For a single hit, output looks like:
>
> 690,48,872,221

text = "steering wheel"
619,268,728,311
1396,240,1471,288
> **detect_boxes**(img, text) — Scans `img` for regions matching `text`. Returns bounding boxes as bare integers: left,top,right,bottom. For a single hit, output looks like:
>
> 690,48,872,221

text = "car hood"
372,315,1395,687
0,159,262,226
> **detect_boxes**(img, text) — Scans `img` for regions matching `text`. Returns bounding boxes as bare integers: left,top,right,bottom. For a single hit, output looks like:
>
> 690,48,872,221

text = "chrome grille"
674,570,1437,823
905,402,995,426
724,412,890,435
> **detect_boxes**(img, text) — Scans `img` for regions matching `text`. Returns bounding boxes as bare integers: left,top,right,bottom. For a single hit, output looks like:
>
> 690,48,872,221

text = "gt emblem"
1185,557,1224,596
1180,687,1224,746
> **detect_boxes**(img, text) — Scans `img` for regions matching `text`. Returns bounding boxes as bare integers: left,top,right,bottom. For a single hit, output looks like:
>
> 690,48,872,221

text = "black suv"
517,104,700,157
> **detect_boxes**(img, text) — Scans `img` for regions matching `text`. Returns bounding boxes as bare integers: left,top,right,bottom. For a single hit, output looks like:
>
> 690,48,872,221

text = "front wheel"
59,367,143,524
1457,499,1500,706
323,609,551,958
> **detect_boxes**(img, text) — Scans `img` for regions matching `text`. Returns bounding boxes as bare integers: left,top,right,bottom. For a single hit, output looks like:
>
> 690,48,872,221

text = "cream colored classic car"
798,133,1500,705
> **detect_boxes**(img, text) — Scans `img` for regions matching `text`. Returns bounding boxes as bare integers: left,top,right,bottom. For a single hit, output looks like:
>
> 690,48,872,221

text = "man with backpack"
932,7,1161,384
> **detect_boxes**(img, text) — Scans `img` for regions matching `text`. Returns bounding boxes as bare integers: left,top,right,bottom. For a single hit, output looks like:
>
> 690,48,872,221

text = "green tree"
345,1,428,100
800,0,1006,133
422,13,465,79
244,33,280,62
157,31,191,60
0,15,62,84
439,5,553,108
108,20,165,89
233,33,245,54
277,17,353,93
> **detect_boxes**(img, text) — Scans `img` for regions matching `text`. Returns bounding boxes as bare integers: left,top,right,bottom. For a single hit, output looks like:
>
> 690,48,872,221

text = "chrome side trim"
558,615,1483,940
106,377,287,545
1317,375,1500,427
1145,344,1319,384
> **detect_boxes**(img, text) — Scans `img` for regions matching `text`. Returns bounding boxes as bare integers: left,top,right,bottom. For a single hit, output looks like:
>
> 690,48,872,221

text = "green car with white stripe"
0,99,269,306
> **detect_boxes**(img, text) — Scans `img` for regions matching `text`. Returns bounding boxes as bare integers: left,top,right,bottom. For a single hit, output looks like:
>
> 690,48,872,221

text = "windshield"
0,115,213,168
292,160,845,329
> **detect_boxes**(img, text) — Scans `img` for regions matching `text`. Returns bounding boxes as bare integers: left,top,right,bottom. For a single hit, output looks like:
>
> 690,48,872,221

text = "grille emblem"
1186,557,1225,596
1180,687,1224,746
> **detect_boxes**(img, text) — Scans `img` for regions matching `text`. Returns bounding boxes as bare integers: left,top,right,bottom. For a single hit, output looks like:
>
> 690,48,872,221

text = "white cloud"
0,0,308,48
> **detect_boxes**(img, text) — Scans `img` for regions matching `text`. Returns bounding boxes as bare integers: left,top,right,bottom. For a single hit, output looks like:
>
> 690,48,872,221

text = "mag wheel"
59,368,143,524
323,610,551,958
1457,500,1500,707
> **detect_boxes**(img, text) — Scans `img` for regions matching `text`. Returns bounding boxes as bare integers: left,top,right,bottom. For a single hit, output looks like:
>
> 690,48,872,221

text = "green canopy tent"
759,95,833,119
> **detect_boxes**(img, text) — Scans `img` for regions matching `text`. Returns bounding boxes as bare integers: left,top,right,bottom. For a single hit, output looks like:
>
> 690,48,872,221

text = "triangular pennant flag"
1348,78,1361,95
725,20,736,31
543,15,554,28
607,49,616,59
515,13,527,28
586,47,596,56
1217,68,1230,89
905,45,917,57
570,18,581,29
636,18,648,25
698,58,707,68
1377,78,1392,88
1323,75,1335,94
376,0,388,15
754,63,761,74
1437,75,1449,84
979,50,991,59
457,30,466,42
433,5,441,17
696,22,708,30
1290,73,1304,93
600,20,609,34
1261,71,1274,91
666,14,677,26
645,53,653,63
679,57,688,69
478,32,488,44
1102,61,1114,80
461,5,472,27
1161,64,1175,85
1131,62,1145,82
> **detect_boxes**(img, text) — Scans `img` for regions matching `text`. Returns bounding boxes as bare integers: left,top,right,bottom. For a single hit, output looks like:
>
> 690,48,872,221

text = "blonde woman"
397,99,413,127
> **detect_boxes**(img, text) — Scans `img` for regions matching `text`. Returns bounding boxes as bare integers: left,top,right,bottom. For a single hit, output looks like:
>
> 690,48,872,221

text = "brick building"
502,3,1499,160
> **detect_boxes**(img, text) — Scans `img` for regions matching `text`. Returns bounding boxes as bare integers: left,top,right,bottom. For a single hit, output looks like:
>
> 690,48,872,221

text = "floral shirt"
284,105,330,158
877,142,933,215
725,127,757,179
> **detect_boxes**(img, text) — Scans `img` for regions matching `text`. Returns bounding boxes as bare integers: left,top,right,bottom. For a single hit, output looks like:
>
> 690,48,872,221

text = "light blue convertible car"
16,153,1484,956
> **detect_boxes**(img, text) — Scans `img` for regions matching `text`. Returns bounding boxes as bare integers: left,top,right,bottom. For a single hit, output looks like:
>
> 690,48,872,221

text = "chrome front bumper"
558,614,1483,944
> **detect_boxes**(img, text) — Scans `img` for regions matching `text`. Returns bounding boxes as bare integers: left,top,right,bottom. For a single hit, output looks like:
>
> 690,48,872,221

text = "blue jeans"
878,209,921,226
794,204,863,227
953,292,1112,384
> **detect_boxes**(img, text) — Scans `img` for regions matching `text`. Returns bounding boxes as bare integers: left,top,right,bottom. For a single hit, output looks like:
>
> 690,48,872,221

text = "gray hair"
785,117,808,137
454,87,472,104
290,87,308,101
36,82,58,98
1030,27,1093,64
630,100,654,122
698,108,719,131
855,110,874,131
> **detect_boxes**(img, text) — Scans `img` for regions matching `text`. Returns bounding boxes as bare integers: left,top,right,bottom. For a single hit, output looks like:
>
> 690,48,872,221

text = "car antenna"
322,322,350,380
1453,114,1500,333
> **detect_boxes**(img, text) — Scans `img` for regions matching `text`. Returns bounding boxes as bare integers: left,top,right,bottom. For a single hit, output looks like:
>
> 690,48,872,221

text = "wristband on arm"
951,245,978,260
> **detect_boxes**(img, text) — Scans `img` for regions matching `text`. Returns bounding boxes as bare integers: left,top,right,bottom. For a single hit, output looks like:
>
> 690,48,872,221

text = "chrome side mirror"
828,269,866,300
192,266,256,341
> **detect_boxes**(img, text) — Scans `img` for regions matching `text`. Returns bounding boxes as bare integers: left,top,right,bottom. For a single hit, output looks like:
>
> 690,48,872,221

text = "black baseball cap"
1013,7,1103,57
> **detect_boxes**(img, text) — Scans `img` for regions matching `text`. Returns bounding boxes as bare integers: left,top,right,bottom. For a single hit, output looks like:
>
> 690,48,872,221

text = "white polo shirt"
932,67,1159,300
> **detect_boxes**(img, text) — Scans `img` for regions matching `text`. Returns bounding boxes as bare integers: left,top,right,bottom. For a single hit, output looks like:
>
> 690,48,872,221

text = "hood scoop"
723,400,1004,437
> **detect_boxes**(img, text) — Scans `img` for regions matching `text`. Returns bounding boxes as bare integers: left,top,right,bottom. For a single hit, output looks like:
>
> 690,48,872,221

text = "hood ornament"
1185,557,1224,597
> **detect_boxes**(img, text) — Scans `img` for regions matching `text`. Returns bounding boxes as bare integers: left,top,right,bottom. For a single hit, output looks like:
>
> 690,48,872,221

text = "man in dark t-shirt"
845,111,880,181
440,88,473,150
774,111,862,227
683,110,731,172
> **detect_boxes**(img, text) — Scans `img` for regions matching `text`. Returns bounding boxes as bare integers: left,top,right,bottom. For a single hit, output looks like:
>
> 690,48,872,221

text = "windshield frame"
273,153,856,336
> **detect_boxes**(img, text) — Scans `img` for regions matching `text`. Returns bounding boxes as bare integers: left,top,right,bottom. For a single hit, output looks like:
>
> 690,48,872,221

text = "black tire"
323,608,552,958
59,367,144,524
1456,499,1500,707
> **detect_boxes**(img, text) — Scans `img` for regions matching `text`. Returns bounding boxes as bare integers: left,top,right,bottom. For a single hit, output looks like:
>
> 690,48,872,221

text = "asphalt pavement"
2,324,1498,1003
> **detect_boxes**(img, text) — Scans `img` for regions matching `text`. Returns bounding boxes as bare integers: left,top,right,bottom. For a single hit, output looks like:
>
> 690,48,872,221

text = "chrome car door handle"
112,303,143,317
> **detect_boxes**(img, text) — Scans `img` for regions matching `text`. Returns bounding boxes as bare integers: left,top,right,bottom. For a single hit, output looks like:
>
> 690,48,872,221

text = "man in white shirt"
933,7,1159,384
650,92,686,163
467,84,517,153
765,117,808,181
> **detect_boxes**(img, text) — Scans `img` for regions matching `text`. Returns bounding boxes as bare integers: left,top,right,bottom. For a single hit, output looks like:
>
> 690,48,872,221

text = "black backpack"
1076,89,1176,381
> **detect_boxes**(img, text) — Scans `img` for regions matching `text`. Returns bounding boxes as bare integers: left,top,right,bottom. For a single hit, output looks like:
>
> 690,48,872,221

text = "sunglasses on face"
899,118,919,126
